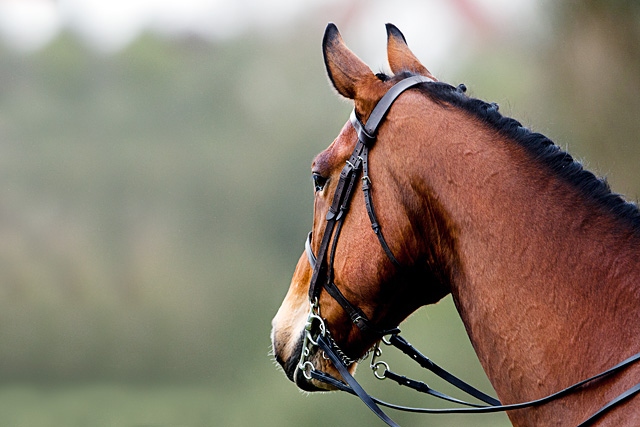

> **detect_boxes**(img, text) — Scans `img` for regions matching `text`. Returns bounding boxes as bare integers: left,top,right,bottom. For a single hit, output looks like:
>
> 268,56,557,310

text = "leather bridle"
305,76,433,334
296,75,640,426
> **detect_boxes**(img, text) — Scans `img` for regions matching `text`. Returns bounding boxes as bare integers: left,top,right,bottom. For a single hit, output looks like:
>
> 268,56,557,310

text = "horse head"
270,21,640,427
271,23,454,391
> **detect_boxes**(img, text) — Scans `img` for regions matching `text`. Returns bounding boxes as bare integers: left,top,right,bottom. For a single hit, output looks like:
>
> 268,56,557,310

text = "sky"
0,0,544,67
0,0,338,51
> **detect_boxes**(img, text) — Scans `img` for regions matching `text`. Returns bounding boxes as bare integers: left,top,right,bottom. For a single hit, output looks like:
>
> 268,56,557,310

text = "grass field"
0,381,511,427
0,383,220,427
0,298,511,427
0,382,289,427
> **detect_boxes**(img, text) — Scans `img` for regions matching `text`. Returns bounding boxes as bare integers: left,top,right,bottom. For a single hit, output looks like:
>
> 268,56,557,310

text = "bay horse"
271,23,640,426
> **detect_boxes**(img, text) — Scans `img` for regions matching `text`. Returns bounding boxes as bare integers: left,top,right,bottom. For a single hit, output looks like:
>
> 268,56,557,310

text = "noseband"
297,75,640,427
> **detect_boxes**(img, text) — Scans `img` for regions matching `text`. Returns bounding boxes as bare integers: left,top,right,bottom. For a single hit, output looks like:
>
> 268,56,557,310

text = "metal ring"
306,329,320,347
300,361,315,380
372,361,390,380
309,313,326,335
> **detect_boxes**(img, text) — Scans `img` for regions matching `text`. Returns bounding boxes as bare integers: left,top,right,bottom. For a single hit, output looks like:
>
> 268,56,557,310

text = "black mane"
392,74,640,231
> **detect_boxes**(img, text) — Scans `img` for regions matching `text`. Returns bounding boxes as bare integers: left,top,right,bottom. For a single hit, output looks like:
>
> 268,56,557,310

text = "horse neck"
388,96,640,423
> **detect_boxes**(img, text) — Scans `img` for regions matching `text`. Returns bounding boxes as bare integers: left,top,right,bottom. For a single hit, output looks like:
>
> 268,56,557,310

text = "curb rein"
296,75,640,427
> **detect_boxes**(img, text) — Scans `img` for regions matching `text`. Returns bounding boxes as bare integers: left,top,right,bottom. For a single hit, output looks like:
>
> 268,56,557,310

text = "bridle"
305,76,431,338
296,75,640,426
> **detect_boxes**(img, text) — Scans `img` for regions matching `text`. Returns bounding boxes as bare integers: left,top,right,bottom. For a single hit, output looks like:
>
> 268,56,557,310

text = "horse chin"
293,365,332,392
272,317,364,392
292,355,357,392
278,332,357,392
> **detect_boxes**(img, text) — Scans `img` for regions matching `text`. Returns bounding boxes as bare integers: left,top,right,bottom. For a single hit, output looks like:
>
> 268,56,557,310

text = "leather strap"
389,334,500,406
317,334,401,427
360,75,434,139
382,370,489,407
306,232,400,337
314,335,640,421
309,75,432,327
308,131,367,301
577,374,640,426
314,332,640,420
360,145,402,267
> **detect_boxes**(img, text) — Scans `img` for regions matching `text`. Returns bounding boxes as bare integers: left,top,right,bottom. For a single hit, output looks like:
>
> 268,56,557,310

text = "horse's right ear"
386,23,437,81
322,23,381,101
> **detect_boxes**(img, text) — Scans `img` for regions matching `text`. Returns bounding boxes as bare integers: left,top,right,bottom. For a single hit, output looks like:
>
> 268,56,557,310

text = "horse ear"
386,23,437,81
323,23,381,101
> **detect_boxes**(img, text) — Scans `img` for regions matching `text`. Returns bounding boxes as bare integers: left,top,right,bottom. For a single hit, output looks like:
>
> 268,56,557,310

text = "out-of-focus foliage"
0,27,349,382
0,2,637,426
544,1,640,197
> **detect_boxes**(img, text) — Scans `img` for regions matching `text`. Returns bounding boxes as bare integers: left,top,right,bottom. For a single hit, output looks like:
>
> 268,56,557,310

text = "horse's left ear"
386,23,437,81
323,23,384,105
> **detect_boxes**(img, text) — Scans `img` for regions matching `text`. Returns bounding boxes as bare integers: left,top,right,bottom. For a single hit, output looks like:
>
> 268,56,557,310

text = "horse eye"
312,173,327,192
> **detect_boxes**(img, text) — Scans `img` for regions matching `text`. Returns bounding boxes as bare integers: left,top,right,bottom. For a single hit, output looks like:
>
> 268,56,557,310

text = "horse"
271,23,640,426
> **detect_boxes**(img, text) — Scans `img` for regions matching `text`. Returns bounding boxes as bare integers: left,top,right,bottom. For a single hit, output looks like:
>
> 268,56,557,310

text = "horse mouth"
293,367,325,392
273,330,333,392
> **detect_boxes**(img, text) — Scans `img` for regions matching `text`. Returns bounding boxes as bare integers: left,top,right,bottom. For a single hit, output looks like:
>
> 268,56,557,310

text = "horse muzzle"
271,331,333,391
271,318,357,392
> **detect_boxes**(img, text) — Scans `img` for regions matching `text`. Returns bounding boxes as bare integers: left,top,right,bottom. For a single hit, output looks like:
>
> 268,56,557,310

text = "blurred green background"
0,1,638,426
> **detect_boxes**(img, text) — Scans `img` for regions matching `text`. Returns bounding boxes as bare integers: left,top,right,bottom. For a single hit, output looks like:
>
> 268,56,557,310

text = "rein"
298,75,640,426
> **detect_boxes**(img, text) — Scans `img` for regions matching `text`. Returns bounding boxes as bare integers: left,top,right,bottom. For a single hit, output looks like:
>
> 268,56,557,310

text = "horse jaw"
270,253,357,392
